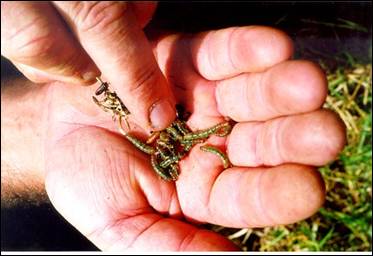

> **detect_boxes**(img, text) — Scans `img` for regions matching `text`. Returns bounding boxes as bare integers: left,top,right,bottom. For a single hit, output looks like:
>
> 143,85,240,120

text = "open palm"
44,26,346,251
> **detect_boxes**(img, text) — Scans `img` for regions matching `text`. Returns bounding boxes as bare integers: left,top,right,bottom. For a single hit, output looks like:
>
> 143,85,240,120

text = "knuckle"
127,64,159,96
227,27,241,71
2,15,56,60
73,1,129,34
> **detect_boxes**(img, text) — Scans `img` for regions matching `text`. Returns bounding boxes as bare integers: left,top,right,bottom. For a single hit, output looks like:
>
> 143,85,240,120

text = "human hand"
43,26,346,251
1,1,175,131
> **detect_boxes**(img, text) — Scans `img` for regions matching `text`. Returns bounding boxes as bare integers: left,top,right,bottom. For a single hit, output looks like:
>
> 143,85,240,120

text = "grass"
301,18,369,32
210,58,372,251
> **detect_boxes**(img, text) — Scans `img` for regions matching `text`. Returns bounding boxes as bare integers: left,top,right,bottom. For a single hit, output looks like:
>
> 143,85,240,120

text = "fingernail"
149,99,175,130
81,70,100,85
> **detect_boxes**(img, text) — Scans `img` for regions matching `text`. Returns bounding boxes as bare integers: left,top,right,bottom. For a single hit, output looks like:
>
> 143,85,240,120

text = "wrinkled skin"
43,26,346,251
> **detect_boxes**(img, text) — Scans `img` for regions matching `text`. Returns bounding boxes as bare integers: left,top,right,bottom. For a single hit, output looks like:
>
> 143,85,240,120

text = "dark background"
1,1,372,251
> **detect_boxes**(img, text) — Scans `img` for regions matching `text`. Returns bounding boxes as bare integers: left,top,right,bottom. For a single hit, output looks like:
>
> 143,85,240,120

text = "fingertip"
324,110,347,159
282,109,346,166
80,69,102,86
234,26,294,72
306,109,347,165
268,60,328,113
149,99,176,131
260,164,325,225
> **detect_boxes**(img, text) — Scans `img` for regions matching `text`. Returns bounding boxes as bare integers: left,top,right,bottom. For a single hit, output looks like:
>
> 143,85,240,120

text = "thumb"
53,2,176,131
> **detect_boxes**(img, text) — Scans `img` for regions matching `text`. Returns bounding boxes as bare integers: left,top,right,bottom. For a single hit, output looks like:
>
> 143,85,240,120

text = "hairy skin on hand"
1,78,49,206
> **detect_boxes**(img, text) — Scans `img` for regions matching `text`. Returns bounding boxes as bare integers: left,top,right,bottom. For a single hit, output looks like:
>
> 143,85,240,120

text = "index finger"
53,2,176,131
190,26,294,80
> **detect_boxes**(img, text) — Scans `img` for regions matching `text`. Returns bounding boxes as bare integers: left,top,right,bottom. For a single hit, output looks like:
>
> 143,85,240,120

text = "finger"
131,2,157,28
216,60,328,121
190,26,293,80
206,164,325,228
13,61,96,85
178,156,325,228
45,126,237,251
53,2,176,131
1,2,100,85
12,61,54,84
227,109,346,167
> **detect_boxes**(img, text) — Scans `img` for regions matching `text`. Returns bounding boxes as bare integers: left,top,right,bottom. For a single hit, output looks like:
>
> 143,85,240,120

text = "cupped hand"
43,26,346,251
